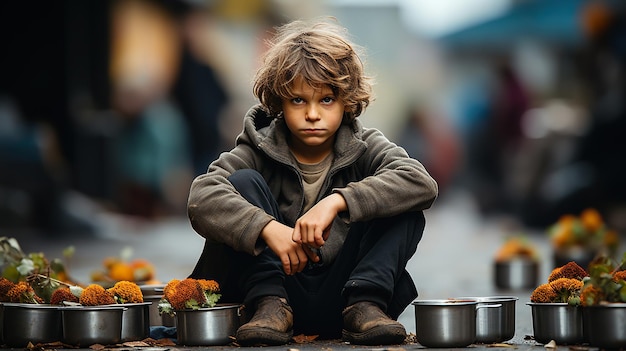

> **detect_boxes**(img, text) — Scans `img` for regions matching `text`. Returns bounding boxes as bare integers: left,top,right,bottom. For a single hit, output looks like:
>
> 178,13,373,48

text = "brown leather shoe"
235,296,294,346
342,301,407,345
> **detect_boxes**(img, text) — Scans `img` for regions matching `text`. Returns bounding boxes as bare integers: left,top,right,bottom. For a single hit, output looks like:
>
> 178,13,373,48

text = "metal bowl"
120,302,151,342
527,302,584,345
456,296,518,343
494,258,539,290
2,303,63,347
412,299,479,348
175,304,242,346
139,284,175,327
143,294,175,327
62,305,126,347
582,303,626,349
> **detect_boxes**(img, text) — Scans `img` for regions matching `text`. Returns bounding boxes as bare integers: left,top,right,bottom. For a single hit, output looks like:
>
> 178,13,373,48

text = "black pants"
190,169,425,337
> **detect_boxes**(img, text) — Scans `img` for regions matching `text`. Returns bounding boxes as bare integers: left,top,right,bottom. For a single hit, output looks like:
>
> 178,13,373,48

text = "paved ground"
5,190,609,350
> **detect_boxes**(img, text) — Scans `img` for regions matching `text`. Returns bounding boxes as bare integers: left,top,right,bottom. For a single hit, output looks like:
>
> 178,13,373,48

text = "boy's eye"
291,97,304,104
321,97,334,104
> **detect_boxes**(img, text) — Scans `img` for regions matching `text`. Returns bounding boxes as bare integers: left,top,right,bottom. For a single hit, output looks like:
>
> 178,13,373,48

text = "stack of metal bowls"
456,296,518,344
139,284,175,327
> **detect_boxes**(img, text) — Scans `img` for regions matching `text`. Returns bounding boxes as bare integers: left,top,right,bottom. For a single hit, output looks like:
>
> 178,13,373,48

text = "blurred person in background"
109,0,193,218
170,1,231,176
397,103,461,194
512,0,626,229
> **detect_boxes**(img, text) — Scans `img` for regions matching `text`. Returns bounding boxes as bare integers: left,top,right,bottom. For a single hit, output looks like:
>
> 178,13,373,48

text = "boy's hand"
261,220,308,275
293,193,347,261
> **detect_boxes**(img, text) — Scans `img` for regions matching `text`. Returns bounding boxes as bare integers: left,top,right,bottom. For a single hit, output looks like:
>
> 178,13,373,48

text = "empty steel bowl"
412,299,479,348
583,303,626,349
139,284,175,327
120,302,151,342
527,302,584,345
2,303,63,347
456,296,518,343
62,305,126,347
494,258,539,290
175,304,242,346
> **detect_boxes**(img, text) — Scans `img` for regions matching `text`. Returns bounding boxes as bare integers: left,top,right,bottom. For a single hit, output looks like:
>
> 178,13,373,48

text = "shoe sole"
342,324,406,345
236,327,293,346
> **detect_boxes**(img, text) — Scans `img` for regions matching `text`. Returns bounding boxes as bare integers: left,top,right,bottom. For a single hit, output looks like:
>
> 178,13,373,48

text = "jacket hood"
237,104,367,165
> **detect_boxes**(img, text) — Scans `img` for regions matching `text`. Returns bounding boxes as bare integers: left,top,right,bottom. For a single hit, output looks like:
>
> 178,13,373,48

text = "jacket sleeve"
333,128,438,222
187,144,274,256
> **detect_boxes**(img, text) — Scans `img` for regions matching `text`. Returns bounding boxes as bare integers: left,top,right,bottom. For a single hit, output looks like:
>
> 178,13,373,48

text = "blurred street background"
1,0,626,339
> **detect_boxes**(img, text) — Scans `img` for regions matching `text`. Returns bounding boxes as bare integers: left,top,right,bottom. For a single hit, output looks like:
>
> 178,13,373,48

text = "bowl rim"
60,305,128,311
454,296,519,302
1,302,61,309
174,303,242,312
412,299,478,306
526,302,580,307
582,302,626,308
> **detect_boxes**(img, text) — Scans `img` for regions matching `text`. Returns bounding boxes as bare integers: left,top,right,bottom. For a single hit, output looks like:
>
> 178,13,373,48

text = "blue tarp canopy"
439,0,591,49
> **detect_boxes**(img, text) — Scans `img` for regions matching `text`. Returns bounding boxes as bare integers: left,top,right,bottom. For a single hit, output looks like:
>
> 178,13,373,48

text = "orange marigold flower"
581,285,605,306
197,279,220,293
108,281,143,303
550,277,584,293
79,284,116,306
7,281,44,304
604,230,620,247
166,278,205,310
580,208,603,232
163,279,180,302
548,262,588,282
50,287,79,305
613,270,626,282
551,215,577,248
0,278,16,302
531,283,558,303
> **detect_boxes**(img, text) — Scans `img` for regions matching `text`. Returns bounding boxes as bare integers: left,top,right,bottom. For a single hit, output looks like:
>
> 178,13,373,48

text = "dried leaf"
487,343,516,348
146,338,176,347
545,340,557,349
122,341,150,347
90,344,106,350
293,334,319,343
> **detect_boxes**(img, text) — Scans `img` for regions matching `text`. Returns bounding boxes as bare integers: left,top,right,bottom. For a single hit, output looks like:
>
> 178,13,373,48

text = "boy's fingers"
302,245,320,262
281,255,292,275
292,226,302,243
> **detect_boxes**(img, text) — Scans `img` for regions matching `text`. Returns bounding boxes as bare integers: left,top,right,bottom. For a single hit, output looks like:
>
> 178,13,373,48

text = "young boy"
187,18,438,346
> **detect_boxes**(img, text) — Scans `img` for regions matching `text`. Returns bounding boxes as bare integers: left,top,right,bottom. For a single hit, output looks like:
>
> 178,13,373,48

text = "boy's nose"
305,105,320,120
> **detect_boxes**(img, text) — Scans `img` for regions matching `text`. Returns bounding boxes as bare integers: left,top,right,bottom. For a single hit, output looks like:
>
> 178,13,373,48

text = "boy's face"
281,76,345,163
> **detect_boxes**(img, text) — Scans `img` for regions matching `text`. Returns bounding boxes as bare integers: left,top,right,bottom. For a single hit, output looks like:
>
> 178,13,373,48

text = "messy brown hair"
253,18,373,121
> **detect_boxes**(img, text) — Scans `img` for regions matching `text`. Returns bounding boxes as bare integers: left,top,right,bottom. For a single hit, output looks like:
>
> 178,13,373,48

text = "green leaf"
2,265,20,282
205,293,222,308
16,258,35,276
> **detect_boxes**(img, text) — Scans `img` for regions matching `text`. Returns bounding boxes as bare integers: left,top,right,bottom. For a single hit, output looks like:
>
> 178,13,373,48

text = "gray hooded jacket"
188,104,438,265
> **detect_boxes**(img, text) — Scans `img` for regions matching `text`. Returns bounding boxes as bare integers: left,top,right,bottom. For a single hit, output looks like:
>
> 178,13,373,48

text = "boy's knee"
228,169,264,189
